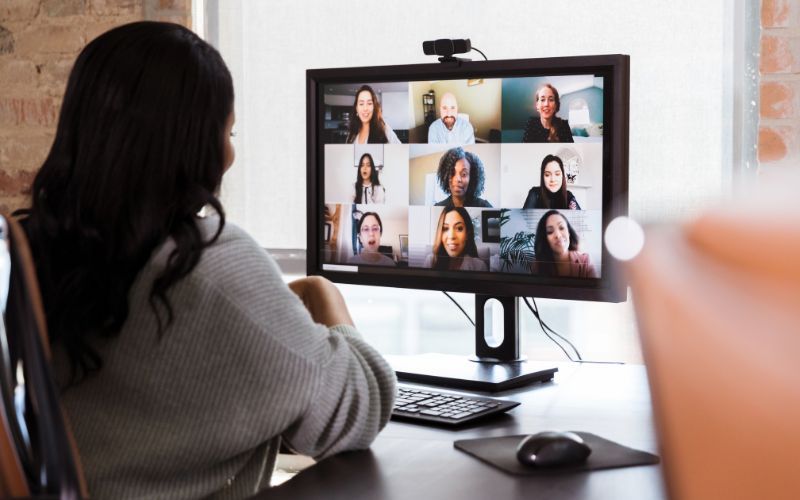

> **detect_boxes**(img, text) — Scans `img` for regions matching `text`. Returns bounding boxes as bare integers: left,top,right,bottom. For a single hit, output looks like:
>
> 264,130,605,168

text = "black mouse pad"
454,432,659,475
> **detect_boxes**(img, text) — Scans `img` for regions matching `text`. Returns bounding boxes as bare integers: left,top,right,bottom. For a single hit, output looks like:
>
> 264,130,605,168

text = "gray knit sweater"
52,217,397,499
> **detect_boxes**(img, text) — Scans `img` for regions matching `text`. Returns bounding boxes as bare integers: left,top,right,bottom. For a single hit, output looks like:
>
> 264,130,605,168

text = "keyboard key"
392,385,520,426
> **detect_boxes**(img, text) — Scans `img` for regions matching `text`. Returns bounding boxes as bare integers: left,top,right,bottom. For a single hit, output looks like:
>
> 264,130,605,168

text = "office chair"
629,204,800,500
0,213,88,499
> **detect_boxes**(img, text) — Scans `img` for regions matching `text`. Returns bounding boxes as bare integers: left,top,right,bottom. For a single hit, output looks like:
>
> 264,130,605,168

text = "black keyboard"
391,384,520,426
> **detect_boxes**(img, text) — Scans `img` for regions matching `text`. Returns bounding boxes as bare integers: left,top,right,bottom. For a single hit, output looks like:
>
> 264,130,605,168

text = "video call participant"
427,92,475,144
532,210,597,278
17,22,396,499
353,153,385,204
423,206,487,271
348,212,396,266
434,146,493,208
522,83,574,143
346,84,401,144
522,154,581,209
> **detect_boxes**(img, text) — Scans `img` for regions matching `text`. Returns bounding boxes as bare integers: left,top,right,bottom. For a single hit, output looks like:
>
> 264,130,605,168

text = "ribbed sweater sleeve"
54,218,396,499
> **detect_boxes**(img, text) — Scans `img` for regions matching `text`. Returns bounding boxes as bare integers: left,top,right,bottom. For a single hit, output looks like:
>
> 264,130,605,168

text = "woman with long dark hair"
16,22,395,499
532,210,597,278
346,84,401,144
522,83,574,143
353,153,385,204
522,154,581,209
423,207,487,271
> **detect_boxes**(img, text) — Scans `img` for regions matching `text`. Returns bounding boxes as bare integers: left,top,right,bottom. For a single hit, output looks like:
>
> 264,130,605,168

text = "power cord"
442,291,474,326
471,46,488,61
522,297,581,361
524,297,624,365
440,292,623,365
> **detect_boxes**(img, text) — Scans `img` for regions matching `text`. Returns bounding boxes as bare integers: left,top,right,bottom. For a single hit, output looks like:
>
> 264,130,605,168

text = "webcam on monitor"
422,38,472,62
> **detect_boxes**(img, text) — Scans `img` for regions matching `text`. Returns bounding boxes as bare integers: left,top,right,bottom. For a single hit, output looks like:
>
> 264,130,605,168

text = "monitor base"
386,353,557,393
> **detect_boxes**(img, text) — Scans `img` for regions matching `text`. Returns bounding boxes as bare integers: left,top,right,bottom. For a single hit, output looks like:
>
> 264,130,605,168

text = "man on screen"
427,92,475,144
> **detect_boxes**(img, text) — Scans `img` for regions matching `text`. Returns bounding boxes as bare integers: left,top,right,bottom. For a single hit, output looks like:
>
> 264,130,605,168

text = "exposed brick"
0,1,39,23
761,0,800,28
0,24,14,54
15,24,86,56
0,133,55,170
760,81,797,119
151,13,190,26
37,57,76,93
90,0,141,17
0,193,31,214
0,59,37,88
157,0,185,9
44,0,87,17
758,127,791,163
761,36,794,73
83,15,144,44
0,97,59,127
0,169,34,197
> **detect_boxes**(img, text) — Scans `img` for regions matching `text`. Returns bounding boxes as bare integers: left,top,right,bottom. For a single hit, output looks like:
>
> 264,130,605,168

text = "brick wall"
0,0,191,213
759,0,800,171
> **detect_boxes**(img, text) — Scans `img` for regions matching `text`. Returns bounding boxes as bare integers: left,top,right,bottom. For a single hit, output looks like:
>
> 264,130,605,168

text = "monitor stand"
386,295,558,393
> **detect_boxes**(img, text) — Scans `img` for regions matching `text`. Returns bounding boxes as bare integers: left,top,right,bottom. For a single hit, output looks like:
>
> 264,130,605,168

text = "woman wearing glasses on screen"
522,154,581,209
348,212,396,266
346,85,401,144
522,83,574,143
434,146,492,208
353,153,386,204
531,210,597,278
15,22,395,499
423,207,487,271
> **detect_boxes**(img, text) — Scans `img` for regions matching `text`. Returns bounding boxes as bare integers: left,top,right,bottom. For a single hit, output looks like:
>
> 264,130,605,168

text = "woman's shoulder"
523,188,539,208
189,216,280,283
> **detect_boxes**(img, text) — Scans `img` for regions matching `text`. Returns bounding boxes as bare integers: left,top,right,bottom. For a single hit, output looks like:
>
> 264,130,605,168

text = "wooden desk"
256,363,666,500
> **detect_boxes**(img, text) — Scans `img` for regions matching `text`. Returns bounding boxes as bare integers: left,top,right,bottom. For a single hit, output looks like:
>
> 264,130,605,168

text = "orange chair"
0,213,88,499
629,206,800,500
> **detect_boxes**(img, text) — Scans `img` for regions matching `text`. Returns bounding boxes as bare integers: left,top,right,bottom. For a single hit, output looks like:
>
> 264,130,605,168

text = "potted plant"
498,209,535,272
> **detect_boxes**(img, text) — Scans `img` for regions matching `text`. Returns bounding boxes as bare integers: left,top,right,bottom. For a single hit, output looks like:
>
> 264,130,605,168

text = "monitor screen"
307,55,629,302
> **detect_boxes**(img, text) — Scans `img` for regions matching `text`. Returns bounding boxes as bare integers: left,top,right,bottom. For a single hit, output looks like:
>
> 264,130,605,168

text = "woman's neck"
451,195,465,207
357,123,370,143
362,180,372,187
540,116,552,129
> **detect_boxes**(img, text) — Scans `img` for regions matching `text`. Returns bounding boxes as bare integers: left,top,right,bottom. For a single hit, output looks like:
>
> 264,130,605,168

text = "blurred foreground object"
629,190,800,500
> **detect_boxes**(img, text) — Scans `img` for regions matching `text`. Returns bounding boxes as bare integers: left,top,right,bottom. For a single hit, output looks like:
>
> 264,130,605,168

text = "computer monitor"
307,54,629,391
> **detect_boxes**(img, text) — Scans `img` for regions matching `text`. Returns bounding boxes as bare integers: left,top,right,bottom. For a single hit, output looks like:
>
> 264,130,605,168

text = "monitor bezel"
306,54,629,302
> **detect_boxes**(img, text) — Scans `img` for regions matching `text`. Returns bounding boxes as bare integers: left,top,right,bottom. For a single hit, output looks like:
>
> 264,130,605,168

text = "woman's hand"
288,276,355,327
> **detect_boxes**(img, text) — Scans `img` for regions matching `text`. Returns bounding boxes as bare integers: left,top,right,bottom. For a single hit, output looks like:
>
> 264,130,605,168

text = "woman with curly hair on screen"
434,146,492,208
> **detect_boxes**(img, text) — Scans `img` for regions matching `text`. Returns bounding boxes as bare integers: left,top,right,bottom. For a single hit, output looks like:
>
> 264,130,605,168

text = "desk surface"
256,363,666,500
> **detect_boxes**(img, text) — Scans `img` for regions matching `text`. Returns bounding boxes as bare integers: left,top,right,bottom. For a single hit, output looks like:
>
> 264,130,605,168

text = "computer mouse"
516,431,592,467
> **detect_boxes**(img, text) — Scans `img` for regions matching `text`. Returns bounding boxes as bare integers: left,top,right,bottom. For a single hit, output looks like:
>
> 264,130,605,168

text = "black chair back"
0,213,87,499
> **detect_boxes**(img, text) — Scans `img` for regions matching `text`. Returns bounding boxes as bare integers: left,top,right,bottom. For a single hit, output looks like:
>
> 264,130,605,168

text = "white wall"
211,0,731,249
